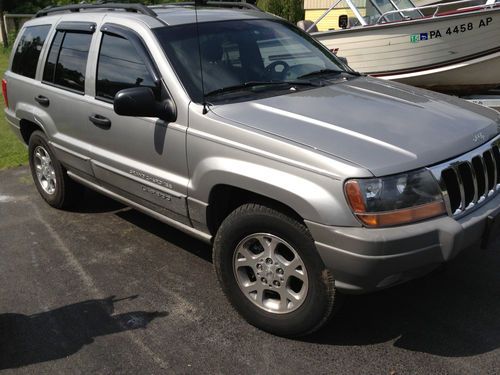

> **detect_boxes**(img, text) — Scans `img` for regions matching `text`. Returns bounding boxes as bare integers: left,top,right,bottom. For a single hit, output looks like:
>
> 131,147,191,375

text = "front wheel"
213,203,338,337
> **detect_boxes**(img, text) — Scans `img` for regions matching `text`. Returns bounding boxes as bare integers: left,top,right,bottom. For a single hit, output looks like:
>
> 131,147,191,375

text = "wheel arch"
189,157,356,235
206,184,306,235
14,100,53,145
19,119,44,145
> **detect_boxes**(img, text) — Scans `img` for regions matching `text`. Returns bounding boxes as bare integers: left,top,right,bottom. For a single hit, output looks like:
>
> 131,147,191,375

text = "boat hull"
312,7,500,93
382,50,500,93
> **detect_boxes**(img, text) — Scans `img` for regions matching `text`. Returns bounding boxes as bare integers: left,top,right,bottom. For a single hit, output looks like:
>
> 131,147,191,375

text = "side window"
12,25,51,79
43,31,93,93
96,33,157,101
43,31,64,83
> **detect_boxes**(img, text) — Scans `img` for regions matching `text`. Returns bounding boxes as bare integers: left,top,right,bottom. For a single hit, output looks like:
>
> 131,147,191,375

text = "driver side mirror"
338,15,349,29
114,87,177,123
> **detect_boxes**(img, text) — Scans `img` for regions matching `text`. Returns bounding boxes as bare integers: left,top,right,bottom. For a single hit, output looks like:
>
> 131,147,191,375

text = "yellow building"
303,0,366,31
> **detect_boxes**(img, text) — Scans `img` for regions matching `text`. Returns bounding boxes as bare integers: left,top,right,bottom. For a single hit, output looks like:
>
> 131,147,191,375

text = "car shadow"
67,188,126,214
0,295,167,370
78,191,500,358
305,244,500,357
115,209,213,263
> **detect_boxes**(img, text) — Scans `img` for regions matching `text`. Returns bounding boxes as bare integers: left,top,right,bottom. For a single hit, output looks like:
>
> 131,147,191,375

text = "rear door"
35,20,99,176
86,23,190,223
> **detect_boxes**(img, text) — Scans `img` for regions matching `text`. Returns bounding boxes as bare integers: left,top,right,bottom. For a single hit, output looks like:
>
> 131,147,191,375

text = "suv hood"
210,77,500,176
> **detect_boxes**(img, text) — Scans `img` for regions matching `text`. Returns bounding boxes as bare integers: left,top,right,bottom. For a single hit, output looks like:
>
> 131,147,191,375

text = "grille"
430,135,500,217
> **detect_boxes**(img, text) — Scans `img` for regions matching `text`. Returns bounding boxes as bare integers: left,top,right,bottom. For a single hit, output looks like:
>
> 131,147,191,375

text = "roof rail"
35,3,157,18
151,1,262,12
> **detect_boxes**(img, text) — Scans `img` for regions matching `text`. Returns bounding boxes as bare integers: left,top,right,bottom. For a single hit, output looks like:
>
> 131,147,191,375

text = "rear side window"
12,25,51,79
43,31,93,93
96,33,156,101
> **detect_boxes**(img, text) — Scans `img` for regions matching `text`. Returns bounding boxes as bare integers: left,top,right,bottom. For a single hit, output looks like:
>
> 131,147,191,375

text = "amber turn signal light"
355,201,446,227
345,179,446,227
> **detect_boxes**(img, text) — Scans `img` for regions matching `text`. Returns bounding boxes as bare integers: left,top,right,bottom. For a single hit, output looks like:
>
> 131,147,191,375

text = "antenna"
194,0,209,114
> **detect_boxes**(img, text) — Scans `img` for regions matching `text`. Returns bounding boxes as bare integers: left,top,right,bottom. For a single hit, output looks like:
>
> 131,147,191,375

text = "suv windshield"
154,19,350,103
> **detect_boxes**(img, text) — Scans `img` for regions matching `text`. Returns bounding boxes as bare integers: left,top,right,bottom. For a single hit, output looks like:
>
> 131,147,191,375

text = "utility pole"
0,0,8,48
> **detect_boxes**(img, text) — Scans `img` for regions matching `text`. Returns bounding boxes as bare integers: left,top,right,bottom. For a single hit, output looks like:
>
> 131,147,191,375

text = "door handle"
34,95,50,107
89,114,111,129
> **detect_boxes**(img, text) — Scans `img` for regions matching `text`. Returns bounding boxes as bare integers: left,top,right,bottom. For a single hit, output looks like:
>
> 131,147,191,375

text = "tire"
28,130,83,209
213,203,338,337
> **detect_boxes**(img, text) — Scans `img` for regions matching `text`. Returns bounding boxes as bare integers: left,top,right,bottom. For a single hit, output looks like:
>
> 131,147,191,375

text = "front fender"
188,156,361,227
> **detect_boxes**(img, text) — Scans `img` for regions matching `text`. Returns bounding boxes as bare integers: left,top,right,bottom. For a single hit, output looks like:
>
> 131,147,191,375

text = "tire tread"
213,203,338,337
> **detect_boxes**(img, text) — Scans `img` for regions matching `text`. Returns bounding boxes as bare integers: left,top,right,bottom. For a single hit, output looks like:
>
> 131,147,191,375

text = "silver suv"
4,2,500,337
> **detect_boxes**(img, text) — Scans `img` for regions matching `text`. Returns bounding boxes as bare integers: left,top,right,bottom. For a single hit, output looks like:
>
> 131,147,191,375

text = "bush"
258,0,304,24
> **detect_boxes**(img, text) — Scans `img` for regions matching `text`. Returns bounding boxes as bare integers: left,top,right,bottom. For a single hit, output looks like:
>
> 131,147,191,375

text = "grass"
0,47,29,170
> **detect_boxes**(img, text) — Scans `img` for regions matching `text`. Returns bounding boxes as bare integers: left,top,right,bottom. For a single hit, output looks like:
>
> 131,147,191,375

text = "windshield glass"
154,19,349,103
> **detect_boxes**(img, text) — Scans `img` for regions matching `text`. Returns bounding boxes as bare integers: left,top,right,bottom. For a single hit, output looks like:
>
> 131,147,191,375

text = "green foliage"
8,31,18,46
7,0,185,13
258,0,304,24
6,0,303,21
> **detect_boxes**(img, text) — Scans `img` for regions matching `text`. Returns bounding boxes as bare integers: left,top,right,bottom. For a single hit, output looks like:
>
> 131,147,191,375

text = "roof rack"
153,1,261,11
35,1,262,19
35,3,157,18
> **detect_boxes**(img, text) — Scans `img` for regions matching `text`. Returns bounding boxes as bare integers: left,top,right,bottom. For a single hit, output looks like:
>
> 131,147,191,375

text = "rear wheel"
28,130,83,209
213,203,338,337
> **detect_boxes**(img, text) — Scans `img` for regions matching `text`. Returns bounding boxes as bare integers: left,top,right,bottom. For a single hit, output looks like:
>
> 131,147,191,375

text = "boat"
300,0,500,94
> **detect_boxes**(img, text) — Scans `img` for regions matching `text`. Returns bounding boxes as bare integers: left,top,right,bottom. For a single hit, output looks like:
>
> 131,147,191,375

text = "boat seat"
296,20,318,33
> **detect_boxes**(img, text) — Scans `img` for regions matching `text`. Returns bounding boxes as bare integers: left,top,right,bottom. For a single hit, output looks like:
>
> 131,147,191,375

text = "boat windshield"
351,0,423,25
364,0,423,25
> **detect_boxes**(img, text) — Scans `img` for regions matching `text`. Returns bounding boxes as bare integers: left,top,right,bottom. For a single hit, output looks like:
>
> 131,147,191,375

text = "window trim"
56,21,96,33
41,81,87,96
41,29,94,94
43,30,65,85
95,23,161,103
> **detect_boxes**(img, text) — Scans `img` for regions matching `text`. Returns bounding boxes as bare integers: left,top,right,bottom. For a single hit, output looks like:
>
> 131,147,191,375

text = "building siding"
304,8,366,30
304,0,366,10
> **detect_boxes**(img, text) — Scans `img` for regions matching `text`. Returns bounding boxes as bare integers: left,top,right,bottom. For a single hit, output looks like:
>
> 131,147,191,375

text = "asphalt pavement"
0,166,499,374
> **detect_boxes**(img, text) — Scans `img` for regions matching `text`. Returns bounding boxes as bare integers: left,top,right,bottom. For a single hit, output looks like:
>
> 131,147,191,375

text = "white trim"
379,51,500,80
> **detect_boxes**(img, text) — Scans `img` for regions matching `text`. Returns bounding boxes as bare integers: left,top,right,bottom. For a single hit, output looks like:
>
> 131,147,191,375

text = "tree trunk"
0,0,8,48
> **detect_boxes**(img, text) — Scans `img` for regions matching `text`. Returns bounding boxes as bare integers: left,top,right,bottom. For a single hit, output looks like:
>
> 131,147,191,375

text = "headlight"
344,169,446,227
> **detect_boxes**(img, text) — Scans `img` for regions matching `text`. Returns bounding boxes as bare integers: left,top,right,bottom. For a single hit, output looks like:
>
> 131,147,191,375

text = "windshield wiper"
298,69,343,79
205,80,322,98
298,69,363,80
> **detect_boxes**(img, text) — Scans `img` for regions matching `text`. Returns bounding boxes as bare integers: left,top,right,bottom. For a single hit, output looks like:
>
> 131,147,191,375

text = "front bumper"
306,192,500,293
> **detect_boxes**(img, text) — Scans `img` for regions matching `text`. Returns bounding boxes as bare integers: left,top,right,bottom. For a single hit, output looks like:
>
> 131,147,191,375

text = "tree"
6,0,185,13
6,0,303,21
258,0,304,25
5,1,82,13
0,0,8,48
1,0,305,43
